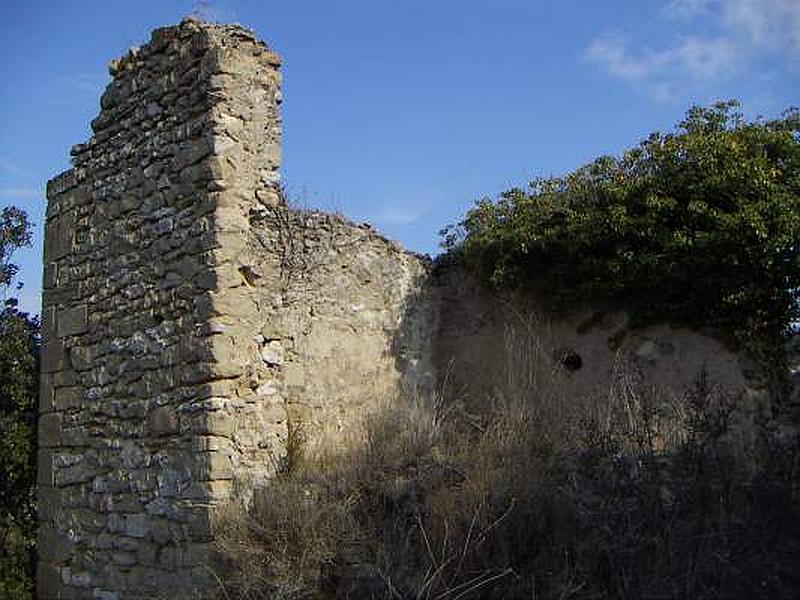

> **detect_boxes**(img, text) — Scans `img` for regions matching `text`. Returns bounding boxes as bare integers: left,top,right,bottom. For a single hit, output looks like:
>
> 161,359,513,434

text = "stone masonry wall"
39,18,435,599
39,19,283,599
433,267,758,426
220,205,436,486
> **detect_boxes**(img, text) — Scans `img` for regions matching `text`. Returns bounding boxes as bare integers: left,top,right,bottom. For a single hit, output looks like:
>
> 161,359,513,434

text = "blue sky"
1,0,798,315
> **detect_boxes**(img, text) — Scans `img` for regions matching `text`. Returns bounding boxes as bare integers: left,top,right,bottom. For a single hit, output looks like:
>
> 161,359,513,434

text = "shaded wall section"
212,206,437,487
432,268,755,412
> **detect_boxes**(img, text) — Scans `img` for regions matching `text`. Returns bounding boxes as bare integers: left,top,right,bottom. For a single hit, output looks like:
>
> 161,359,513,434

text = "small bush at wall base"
213,376,800,600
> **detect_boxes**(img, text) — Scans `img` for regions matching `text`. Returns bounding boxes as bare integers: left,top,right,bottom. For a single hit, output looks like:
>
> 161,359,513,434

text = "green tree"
443,101,800,352
0,206,39,599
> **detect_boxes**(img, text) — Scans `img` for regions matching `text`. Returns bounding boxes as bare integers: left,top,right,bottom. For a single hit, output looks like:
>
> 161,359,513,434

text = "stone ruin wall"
39,20,282,598
38,19,437,599
433,268,758,414
228,205,437,477
38,19,760,599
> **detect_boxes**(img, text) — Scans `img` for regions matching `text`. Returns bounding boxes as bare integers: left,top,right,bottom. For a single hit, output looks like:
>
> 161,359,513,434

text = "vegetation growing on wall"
0,206,39,599
441,101,800,350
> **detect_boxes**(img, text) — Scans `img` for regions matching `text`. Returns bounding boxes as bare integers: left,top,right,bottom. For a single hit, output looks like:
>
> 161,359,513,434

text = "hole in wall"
239,265,261,286
555,347,583,372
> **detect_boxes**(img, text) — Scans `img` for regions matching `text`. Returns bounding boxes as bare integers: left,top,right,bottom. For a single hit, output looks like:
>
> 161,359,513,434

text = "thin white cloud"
584,35,649,83
0,187,41,200
371,204,424,226
584,34,737,102
587,0,800,101
723,0,800,58
663,0,713,19
666,0,800,58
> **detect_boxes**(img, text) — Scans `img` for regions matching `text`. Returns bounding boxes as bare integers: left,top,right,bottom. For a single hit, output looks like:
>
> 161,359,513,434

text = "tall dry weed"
213,328,800,599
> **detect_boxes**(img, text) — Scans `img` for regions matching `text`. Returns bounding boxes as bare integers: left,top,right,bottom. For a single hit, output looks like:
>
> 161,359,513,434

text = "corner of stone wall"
38,19,282,599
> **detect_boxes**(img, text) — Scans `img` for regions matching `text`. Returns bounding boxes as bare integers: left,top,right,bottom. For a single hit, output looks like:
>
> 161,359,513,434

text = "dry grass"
212,334,800,599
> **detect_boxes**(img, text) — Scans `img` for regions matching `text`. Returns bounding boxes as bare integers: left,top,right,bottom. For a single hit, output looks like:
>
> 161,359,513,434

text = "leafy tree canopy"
0,205,38,599
1,207,32,289
442,101,800,349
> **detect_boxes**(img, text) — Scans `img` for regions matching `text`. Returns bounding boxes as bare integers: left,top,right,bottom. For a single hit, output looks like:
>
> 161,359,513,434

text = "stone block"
61,427,90,447
265,142,281,168
255,188,280,207
41,305,57,341
58,305,89,337
39,413,63,447
56,461,95,487
186,509,214,541
206,289,256,318
54,386,83,411
44,261,59,289
74,508,106,533
53,370,78,388
41,336,68,374
193,268,217,290
45,169,77,201
44,213,75,260
40,373,55,413
124,514,150,539
200,411,234,437
148,406,179,435
36,561,62,599
214,207,249,233
38,449,55,486
206,356,244,379
260,340,284,366
183,479,233,501
38,486,60,522
196,452,233,481
195,379,236,400
111,551,137,567
192,435,229,452
68,345,94,371
38,525,75,562
42,285,77,307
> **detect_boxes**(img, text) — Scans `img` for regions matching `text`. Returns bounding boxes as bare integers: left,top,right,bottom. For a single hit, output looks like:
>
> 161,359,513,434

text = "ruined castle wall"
222,207,436,480
433,268,752,413
39,18,771,600
38,20,282,599
182,158,438,495
39,19,435,598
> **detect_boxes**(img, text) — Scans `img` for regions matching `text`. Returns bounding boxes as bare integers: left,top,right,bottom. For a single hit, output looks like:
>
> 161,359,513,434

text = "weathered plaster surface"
433,268,752,411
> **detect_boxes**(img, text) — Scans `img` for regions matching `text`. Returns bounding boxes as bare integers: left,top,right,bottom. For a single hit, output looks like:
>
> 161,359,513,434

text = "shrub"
0,206,38,599
441,101,800,353
213,358,800,599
